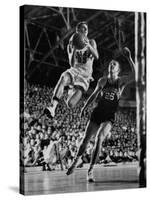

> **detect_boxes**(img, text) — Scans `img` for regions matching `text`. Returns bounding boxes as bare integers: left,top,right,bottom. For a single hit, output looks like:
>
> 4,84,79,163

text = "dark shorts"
90,107,116,126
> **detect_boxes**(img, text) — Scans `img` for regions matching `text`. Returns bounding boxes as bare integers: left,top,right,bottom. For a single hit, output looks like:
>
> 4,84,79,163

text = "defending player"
66,47,135,182
44,21,99,118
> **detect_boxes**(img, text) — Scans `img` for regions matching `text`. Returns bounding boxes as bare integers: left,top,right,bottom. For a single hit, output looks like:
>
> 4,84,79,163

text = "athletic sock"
52,99,59,110
71,155,81,168
88,164,94,174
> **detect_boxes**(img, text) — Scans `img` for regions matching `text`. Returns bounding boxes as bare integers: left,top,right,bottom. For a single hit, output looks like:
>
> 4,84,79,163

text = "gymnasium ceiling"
23,5,135,85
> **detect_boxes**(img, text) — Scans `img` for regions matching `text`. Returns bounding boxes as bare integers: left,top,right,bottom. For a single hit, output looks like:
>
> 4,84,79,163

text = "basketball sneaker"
87,169,95,183
66,156,79,175
76,157,84,168
44,106,55,119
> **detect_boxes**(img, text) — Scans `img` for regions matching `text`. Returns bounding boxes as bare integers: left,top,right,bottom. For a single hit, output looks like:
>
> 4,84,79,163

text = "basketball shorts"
90,106,116,126
65,67,93,92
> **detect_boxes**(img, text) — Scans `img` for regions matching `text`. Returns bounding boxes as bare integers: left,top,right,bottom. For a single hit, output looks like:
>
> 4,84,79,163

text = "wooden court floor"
22,162,139,195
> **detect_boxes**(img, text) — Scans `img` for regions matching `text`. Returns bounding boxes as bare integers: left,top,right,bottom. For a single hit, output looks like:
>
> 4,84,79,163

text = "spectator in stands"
22,83,137,169
41,134,50,150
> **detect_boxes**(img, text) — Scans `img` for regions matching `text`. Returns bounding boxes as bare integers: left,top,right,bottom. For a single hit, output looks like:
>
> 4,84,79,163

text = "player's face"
77,24,88,36
108,60,120,78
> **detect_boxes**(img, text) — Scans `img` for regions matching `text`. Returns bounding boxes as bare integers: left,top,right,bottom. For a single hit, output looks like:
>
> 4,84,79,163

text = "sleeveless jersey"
74,45,94,78
97,78,120,112
91,78,121,125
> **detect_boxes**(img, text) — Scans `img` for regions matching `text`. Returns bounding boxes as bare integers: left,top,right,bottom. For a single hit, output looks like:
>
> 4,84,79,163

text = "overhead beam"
44,28,58,66
26,10,113,80
38,11,102,64
28,20,61,32
25,48,69,63
32,59,67,69
26,14,52,21
47,7,60,14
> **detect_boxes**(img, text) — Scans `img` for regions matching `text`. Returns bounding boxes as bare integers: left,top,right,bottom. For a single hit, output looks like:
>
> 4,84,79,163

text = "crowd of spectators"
20,84,138,171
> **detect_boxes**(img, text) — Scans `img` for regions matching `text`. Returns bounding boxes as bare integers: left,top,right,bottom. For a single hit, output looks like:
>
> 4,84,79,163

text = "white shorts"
65,67,93,92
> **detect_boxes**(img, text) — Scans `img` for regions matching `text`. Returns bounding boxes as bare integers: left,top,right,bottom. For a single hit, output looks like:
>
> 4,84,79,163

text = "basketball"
72,33,86,50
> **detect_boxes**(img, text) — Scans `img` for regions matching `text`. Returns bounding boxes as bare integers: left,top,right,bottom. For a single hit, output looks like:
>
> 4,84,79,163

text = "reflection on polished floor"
21,163,139,195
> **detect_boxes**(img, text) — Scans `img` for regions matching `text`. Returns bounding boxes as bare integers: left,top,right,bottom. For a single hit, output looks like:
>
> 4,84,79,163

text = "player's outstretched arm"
123,47,135,75
120,47,136,86
80,77,106,117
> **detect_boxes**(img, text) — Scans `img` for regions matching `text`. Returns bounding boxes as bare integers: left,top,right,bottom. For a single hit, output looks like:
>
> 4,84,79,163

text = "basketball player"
44,21,99,118
66,47,135,182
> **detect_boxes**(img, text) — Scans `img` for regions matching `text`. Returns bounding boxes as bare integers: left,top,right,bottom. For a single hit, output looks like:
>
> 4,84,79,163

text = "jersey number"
76,51,89,64
104,92,115,100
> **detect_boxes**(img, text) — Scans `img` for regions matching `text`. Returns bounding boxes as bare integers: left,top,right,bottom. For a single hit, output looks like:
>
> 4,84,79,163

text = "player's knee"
96,130,105,144
60,72,71,86
104,124,112,136
100,122,112,137
68,89,82,108
60,75,67,85
67,99,76,108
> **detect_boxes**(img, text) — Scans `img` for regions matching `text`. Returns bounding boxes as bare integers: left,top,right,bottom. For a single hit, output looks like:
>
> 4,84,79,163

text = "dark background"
23,5,136,101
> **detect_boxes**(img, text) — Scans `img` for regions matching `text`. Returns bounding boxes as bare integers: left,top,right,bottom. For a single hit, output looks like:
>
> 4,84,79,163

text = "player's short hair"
76,21,88,32
108,60,120,73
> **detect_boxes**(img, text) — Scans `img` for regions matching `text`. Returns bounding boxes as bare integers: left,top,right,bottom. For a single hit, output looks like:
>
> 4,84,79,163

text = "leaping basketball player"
44,21,99,118
66,47,136,182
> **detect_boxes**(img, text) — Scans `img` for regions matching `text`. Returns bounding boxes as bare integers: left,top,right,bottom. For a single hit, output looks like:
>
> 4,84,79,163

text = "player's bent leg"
66,121,99,176
87,122,112,182
66,74,89,108
87,131,102,182
67,88,83,108
53,71,72,100
89,121,112,168
44,71,72,118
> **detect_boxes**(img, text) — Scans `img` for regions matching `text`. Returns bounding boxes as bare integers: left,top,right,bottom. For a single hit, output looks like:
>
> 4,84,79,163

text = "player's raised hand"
83,37,89,46
122,47,131,58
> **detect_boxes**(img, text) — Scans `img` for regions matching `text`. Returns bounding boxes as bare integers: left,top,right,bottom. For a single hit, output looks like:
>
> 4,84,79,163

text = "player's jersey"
97,78,120,111
74,45,94,78
90,78,121,125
